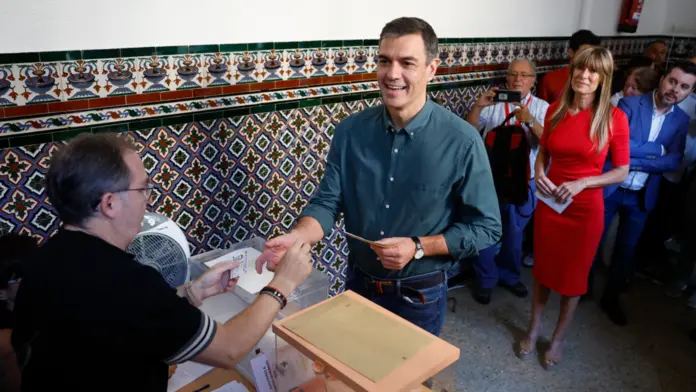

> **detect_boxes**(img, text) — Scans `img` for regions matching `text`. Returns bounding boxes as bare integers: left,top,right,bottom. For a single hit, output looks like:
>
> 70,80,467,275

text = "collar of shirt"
382,99,435,138
652,90,675,118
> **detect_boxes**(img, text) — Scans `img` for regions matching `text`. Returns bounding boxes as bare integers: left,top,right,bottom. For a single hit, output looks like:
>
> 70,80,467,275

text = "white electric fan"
126,212,191,287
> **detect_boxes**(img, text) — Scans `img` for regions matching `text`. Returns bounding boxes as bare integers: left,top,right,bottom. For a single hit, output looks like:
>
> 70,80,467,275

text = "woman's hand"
553,179,587,203
535,173,556,197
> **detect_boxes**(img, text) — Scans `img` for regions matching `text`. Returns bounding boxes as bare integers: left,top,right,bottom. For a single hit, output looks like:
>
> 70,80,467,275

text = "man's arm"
630,117,689,173
441,137,502,259
465,104,486,131
295,123,346,241
193,242,312,368
618,98,665,159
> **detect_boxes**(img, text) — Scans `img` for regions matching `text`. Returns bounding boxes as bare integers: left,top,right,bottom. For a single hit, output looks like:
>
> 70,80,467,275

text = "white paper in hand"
205,249,249,279
535,190,572,214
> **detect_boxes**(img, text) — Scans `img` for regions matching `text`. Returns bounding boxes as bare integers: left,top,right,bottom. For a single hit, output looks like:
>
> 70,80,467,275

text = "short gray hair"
507,58,537,76
46,133,136,227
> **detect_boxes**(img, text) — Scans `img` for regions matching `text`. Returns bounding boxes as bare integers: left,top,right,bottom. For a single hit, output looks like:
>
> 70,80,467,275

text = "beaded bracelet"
260,286,288,309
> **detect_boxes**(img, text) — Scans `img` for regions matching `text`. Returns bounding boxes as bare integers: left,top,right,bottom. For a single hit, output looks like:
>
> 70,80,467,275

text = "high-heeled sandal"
517,336,537,359
542,341,564,369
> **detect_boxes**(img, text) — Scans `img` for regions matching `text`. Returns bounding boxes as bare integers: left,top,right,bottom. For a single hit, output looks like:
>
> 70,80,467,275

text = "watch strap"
411,236,423,251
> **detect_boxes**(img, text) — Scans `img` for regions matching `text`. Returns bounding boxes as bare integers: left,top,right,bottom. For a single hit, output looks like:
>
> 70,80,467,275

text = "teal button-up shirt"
301,99,502,279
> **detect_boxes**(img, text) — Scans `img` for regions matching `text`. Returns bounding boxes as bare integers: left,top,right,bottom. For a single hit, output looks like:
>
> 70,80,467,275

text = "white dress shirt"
611,91,624,107
663,93,696,183
477,93,550,179
621,92,675,190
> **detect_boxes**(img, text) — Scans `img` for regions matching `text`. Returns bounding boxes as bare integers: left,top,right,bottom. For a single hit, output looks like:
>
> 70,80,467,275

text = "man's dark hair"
646,40,667,50
46,133,136,227
0,233,38,290
379,17,438,61
569,29,601,52
665,60,696,81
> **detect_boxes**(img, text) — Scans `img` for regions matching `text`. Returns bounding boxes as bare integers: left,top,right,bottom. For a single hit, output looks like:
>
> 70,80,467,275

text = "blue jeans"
344,264,448,336
474,181,537,289
593,188,650,300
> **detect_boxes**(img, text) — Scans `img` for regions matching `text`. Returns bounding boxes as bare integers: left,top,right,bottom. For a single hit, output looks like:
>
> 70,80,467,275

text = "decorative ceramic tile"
171,54,205,90
59,59,101,100
0,64,15,107
12,62,62,105
102,57,138,97
137,55,171,93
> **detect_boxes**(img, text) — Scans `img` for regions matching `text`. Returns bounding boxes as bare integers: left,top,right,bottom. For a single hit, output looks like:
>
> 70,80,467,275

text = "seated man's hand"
193,261,240,301
474,87,498,109
256,233,299,273
269,241,314,296
371,237,416,270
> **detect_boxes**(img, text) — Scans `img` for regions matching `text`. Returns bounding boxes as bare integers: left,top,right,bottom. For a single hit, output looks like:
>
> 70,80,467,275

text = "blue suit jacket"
604,92,689,211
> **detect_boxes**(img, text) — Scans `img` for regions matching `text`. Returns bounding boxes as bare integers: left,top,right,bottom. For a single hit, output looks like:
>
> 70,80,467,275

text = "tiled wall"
0,35,694,292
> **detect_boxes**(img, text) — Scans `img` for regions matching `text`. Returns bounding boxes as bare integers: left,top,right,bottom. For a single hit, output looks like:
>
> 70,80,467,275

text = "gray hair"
379,17,439,62
46,133,136,227
507,58,537,76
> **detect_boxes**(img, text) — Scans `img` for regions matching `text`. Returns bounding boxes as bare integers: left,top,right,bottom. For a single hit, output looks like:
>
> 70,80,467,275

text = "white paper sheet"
535,190,573,214
250,353,279,392
204,249,249,278
167,361,214,392
212,381,249,392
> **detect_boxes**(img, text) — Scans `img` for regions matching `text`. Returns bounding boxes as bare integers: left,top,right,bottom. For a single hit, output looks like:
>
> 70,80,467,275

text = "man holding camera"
465,59,549,304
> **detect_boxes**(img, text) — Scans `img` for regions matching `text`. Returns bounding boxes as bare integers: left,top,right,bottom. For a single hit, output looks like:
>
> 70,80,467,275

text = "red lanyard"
503,95,532,126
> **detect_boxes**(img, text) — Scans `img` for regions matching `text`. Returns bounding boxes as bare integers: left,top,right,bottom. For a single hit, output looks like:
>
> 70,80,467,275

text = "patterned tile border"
0,36,690,112
0,65,567,141
0,35,692,143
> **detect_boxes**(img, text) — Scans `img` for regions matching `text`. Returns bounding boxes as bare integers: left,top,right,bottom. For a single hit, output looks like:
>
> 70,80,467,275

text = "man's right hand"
268,241,313,297
256,233,299,273
473,87,498,109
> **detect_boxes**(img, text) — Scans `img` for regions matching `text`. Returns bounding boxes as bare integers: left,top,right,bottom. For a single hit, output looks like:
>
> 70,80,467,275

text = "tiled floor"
440,267,696,392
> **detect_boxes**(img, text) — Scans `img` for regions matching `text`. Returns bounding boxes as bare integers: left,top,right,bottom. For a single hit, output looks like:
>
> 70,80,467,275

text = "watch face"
415,249,425,259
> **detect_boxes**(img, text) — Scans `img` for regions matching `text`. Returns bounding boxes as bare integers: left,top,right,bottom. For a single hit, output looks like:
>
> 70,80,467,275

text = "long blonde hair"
549,47,615,151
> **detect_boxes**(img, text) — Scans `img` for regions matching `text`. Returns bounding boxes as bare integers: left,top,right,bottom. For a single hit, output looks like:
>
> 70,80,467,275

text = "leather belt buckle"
374,280,393,295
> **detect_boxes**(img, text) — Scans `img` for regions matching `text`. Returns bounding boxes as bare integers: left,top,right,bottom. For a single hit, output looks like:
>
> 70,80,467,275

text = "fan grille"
127,232,188,288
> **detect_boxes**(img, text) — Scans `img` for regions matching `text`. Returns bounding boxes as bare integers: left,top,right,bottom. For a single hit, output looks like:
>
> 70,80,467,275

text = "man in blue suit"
598,61,696,326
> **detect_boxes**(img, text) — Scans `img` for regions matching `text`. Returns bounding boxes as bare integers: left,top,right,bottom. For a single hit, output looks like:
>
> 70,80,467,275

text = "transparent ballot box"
272,290,459,392
189,236,332,388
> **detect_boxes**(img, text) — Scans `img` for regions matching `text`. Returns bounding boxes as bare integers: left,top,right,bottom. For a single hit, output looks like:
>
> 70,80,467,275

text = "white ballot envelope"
344,231,396,248
535,190,572,214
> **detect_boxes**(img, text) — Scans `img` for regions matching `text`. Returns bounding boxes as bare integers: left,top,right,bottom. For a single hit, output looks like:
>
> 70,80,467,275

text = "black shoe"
473,287,492,305
600,298,627,326
498,281,528,298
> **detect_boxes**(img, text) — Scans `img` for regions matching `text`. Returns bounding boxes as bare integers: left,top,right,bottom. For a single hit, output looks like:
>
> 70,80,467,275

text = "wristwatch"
526,118,535,127
412,237,424,259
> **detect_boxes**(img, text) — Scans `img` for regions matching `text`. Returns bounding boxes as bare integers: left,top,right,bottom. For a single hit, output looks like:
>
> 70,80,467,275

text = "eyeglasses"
508,72,535,79
117,187,156,199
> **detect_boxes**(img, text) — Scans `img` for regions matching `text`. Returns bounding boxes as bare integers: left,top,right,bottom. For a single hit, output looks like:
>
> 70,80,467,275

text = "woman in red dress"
519,47,630,368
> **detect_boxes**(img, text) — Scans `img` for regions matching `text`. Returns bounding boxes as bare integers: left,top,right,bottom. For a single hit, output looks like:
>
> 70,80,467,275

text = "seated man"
0,233,39,392
538,29,600,104
11,134,314,391
466,59,549,304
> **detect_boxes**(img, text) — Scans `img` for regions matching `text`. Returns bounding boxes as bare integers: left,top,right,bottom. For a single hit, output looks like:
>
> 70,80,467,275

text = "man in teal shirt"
256,17,501,336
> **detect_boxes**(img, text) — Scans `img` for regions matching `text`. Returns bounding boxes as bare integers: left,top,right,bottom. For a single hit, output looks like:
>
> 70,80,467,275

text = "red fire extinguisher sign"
618,0,645,33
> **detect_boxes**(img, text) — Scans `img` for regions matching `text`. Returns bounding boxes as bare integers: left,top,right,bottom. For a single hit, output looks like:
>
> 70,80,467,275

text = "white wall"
0,0,682,53
586,0,669,36
664,0,696,35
